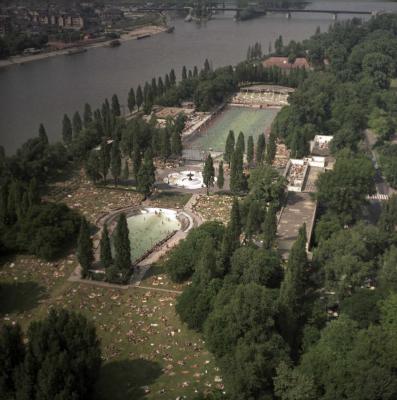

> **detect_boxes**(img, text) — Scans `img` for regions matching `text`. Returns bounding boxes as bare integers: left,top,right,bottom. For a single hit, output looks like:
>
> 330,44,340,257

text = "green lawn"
0,255,218,400
191,106,278,151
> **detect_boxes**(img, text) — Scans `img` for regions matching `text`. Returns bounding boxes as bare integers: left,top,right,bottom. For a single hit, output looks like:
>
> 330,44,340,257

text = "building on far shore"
0,15,11,36
262,57,310,72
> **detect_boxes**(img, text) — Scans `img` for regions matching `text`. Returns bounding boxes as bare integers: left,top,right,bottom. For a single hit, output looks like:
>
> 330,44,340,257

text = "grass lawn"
190,106,278,152
0,256,219,399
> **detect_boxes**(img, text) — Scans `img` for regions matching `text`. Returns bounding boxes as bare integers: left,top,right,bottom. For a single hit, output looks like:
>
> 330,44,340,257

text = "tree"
204,58,211,73
137,150,156,198
111,94,121,117
157,77,164,95
136,85,143,110
275,34,284,55
217,161,224,189
122,159,129,182
110,139,121,185
265,132,276,164
28,177,40,207
236,131,245,154
0,324,25,397
203,154,215,195
224,130,235,166
247,135,254,165
262,205,277,249
278,225,308,355
72,111,83,136
100,224,112,269
256,134,266,164
77,218,93,278
83,103,93,127
85,150,101,183
230,148,245,193
193,65,198,78
113,213,131,279
171,129,182,157
317,152,375,223
127,88,136,113
38,123,48,145
229,197,242,246
62,114,72,144
160,129,171,160
182,65,187,80
14,309,101,400
99,138,110,184
170,69,176,85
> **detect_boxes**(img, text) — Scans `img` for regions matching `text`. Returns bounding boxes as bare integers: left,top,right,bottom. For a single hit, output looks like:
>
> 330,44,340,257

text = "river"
1,0,397,154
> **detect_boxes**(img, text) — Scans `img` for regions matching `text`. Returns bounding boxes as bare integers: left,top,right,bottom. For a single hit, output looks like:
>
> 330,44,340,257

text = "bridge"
136,5,378,19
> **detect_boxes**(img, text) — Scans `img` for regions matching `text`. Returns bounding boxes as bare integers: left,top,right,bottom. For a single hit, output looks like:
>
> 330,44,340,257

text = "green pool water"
191,106,279,152
113,209,181,263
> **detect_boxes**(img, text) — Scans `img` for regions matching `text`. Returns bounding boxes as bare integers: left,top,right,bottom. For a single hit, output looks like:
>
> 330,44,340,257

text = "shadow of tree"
141,263,164,281
96,359,163,400
0,281,47,315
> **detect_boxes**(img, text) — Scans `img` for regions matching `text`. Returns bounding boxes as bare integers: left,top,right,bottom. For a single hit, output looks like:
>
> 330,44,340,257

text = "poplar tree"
245,200,261,239
278,225,308,354
262,205,277,249
151,77,157,98
266,132,277,164
136,85,143,110
122,160,129,182
110,140,121,185
247,135,254,165
171,130,182,157
114,213,131,277
256,134,266,164
217,160,224,189
132,149,142,182
230,148,244,193
62,114,72,144
157,77,164,96
182,65,187,81
77,218,93,278
72,111,83,136
204,58,210,73
188,69,193,79
160,129,171,160
99,138,110,184
127,88,136,112
236,131,245,154
170,69,176,85
193,66,198,78
100,224,112,269
137,150,156,199
38,124,48,145
224,130,235,166
111,94,121,117
28,178,40,207
165,73,171,90
83,103,93,127
218,197,241,274
203,154,215,195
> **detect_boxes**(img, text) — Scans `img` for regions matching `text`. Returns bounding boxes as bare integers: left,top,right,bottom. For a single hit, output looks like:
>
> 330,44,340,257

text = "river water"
1,0,397,154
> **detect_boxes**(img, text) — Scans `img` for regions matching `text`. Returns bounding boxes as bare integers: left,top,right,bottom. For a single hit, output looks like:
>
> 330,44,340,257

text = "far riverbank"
0,25,168,69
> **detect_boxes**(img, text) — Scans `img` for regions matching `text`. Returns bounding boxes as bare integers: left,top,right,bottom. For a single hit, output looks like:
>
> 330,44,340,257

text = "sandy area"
0,25,168,69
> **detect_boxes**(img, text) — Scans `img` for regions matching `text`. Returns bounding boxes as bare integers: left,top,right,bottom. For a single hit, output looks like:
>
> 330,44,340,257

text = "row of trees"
77,212,133,283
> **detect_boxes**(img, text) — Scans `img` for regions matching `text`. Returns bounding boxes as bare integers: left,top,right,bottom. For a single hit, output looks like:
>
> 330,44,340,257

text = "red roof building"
262,57,310,71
